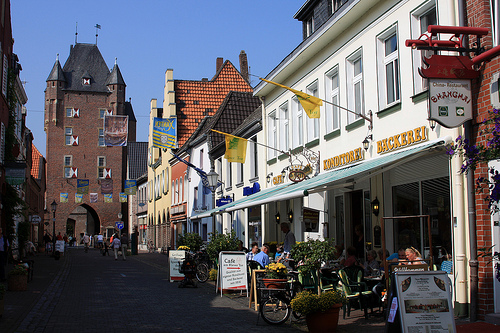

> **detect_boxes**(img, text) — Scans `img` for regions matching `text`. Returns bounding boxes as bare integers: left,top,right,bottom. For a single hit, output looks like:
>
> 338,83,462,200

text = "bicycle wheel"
260,296,291,325
196,263,209,283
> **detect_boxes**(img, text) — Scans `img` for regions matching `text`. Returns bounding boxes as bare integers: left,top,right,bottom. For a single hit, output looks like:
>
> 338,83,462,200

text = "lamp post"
51,200,57,254
207,164,219,234
118,212,123,237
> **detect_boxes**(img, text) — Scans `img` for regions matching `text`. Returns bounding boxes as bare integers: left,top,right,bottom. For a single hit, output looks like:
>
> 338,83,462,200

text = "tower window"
83,78,90,85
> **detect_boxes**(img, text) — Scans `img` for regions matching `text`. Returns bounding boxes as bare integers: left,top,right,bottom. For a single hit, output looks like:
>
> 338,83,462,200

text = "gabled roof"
46,59,66,82
124,101,136,122
61,43,111,93
31,144,42,179
127,142,148,180
106,63,126,86
175,60,252,147
209,91,261,150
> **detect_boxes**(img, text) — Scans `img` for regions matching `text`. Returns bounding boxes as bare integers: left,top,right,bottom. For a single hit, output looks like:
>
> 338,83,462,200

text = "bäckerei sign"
428,78,472,128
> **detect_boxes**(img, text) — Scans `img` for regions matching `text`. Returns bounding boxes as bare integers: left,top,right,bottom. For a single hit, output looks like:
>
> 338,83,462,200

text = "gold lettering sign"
377,126,428,154
273,175,285,185
323,147,364,171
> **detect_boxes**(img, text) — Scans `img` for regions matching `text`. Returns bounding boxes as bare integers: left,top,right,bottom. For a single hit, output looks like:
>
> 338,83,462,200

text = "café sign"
429,78,472,128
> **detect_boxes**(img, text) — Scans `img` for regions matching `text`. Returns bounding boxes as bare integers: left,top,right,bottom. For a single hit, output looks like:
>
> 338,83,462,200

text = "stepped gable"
61,43,111,93
174,60,252,147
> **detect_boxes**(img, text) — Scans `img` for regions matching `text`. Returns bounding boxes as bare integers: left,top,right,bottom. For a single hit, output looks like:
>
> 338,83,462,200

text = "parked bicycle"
259,271,304,325
147,240,155,253
192,250,211,283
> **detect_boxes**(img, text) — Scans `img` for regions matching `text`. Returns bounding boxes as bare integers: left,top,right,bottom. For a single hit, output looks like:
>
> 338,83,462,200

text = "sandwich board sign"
217,251,248,296
169,250,186,282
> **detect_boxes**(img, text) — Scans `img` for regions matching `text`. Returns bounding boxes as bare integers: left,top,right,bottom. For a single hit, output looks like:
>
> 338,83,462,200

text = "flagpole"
211,129,290,157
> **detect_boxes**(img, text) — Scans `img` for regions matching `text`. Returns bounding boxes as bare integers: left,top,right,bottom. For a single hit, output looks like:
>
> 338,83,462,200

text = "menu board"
395,271,456,333
169,250,186,282
218,251,248,296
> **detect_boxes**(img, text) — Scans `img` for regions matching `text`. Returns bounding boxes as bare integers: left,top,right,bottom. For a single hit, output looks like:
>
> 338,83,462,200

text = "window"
193,187,198,209
172,181,175,202
347,50,364,124
66,108,73,117
64,155,73,178
411,2,437,94
305,17,314,37
184,176,188,202
279,102,289,151
237,161,243,184
99,109,107,119
291,97,304,148
179,176,183,202
216,158,222,182
226,160,232,188
268,111,277,159
65,127,73,145
97,156,106,178
307,82,320,141
200,149,204,169
325,67,340,133
377,27,400,108
175,179,178,204
98,128,105,146
250,137,258,178
332,0,348,13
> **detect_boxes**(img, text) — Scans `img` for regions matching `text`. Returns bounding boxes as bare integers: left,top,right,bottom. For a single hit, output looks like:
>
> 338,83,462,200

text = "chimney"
216,57,224,73
239,50,249,83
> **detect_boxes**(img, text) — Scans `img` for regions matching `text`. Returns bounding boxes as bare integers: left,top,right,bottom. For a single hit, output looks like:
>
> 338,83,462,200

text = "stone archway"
66,204,100,239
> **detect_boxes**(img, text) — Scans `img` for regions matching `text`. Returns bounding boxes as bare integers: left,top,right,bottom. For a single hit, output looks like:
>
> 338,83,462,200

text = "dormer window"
83,78,90,85
306,17,314,37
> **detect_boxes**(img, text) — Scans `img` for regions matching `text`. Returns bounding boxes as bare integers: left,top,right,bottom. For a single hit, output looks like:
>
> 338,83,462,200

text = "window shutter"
104,168,112,179
70,135,79,146
72,108,80,118
71,167,78,178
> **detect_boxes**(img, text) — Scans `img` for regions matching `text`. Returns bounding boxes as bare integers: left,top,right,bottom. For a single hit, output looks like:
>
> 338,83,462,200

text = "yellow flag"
212,130,248,163
260,78,322,118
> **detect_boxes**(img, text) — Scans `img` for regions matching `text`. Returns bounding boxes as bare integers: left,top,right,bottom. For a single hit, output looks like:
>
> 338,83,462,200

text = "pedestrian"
82,233,90,252
43,232,52,252
0,227,9,281
111,235,121,260
120,233,128,260
280,223,295,258
97,233,104,249
103,238,110,256
56,232,63,241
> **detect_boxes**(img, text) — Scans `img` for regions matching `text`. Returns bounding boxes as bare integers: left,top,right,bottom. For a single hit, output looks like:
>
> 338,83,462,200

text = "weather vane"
95,24,101,45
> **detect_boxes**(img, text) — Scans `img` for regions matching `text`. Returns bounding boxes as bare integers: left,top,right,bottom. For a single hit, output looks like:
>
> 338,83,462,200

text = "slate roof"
31,144,42,179
55,43,119,93
124,101,136,122
127,142,148,180
46,59,66,82
209,91,261,150
106,63,126,86
232,105,262,137
175,60,252,147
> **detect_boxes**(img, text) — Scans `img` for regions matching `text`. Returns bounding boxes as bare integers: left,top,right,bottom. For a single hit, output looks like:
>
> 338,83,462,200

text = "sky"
11,0,305,156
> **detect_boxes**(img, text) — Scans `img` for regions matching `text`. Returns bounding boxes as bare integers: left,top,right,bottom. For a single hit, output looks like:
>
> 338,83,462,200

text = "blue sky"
11,0,305,155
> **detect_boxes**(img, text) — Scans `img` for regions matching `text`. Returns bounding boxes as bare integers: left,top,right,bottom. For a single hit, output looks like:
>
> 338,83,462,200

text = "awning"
191,137,450,218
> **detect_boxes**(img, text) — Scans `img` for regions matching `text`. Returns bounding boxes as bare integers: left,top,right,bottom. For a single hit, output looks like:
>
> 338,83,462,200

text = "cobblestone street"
0,248,389,333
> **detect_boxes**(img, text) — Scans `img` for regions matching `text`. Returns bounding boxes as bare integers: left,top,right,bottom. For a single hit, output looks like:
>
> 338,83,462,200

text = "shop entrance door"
347,190,365,260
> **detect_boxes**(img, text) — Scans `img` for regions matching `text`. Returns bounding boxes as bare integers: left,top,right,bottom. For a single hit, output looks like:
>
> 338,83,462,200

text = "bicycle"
147,240,155,253
192,250,211,283
259,271,304,325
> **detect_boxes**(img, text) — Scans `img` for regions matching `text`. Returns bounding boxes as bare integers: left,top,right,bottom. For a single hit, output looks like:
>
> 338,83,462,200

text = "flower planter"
8,274,28,291
262,278,288,289
305,303,342,333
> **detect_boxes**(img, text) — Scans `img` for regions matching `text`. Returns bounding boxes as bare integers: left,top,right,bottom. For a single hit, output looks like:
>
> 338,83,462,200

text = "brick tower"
44,43,136,240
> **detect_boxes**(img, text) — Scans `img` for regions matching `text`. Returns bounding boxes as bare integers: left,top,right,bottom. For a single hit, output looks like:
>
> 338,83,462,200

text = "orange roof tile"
31,144,42,179
174,60,252,147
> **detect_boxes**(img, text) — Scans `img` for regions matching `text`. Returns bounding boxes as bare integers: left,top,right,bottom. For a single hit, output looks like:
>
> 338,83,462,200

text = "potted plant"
262,262,288,289
291,238,336,275
291,290,347,332
177,232,203,252
206,230,239,262
8,264,28,291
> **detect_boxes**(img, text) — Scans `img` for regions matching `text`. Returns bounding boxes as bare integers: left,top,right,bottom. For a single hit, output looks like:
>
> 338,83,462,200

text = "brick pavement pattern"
0,248,389,333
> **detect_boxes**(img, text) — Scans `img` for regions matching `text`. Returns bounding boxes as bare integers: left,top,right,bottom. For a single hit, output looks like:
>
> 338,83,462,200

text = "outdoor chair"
337,269,372,319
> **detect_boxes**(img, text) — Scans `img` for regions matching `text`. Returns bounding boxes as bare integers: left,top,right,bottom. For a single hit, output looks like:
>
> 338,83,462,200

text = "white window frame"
98,128,105,146
325,66,340,133
291,96,304,148
64,155,73,178
97,156,106,179
171,181,175,202
237,161,243,184
491,0,499,47
250,136,258,178
307,81,320,141
226,160,232,188
268,110,277,159
279,102,289,151
346,49,364,124
66,108,73,118
306,17,314,37
410,1,437,94
65,127,73,145
377,25,400,109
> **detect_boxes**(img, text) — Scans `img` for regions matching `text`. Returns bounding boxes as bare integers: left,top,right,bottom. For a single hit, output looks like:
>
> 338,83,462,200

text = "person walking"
82,233,90,252
111,235,121,260
120,233,128,261
0,227,9,282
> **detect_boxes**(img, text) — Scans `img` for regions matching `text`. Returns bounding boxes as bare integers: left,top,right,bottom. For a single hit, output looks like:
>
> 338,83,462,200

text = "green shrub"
177,232,203,252
206,230,239,261
209,268,218,281
290,290,346,315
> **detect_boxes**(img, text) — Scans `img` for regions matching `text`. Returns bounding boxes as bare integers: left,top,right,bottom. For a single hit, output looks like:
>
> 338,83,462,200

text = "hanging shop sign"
243,182,260,196
323,147,364,171
377,126,428,154
272,174,285,185
217,196,233,207
303,207,320,233
428,78,472,128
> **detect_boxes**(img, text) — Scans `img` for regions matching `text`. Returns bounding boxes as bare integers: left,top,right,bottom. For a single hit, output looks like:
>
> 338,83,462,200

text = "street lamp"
207,166,219,233
51,200,57,254
118,212,123,236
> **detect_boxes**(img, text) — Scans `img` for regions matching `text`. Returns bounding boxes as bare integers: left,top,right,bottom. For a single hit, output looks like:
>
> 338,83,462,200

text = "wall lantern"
266,172,273,183
288,210,293,222
428,119,437,131
275,212,280,224
362,134,373,151
371,197,380,217
281,169,287,180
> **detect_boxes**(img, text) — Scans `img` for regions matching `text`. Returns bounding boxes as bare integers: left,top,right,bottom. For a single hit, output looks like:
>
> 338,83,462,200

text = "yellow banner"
212,130,247,163
260,78,322,118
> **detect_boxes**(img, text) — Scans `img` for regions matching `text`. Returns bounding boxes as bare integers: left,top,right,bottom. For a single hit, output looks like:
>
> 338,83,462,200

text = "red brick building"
45,43,136,240
466,0,500,319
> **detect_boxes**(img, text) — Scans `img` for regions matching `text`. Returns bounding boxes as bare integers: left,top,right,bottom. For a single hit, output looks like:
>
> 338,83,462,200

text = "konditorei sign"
429,78,472,128
323,147,364,171
377,126,428,154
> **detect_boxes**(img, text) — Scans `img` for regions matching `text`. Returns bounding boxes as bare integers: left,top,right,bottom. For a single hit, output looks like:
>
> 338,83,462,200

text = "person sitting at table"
341,246,359,267
253,244,271,268
360,249,380,276
404,247,426,265
275,245,284,262
246,242,259,261
387,247,406,263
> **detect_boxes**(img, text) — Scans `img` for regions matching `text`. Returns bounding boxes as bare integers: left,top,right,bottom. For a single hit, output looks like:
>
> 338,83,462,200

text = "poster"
75,193,83,203
395,271,456,333
104,194,113,203
104,115,128,146
218,251,247,295
124,179,137,195
303,207,320,232
169,250,186,282
60,193,68,203
77,179,89,194
90,193,98,203
119,192,127,203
